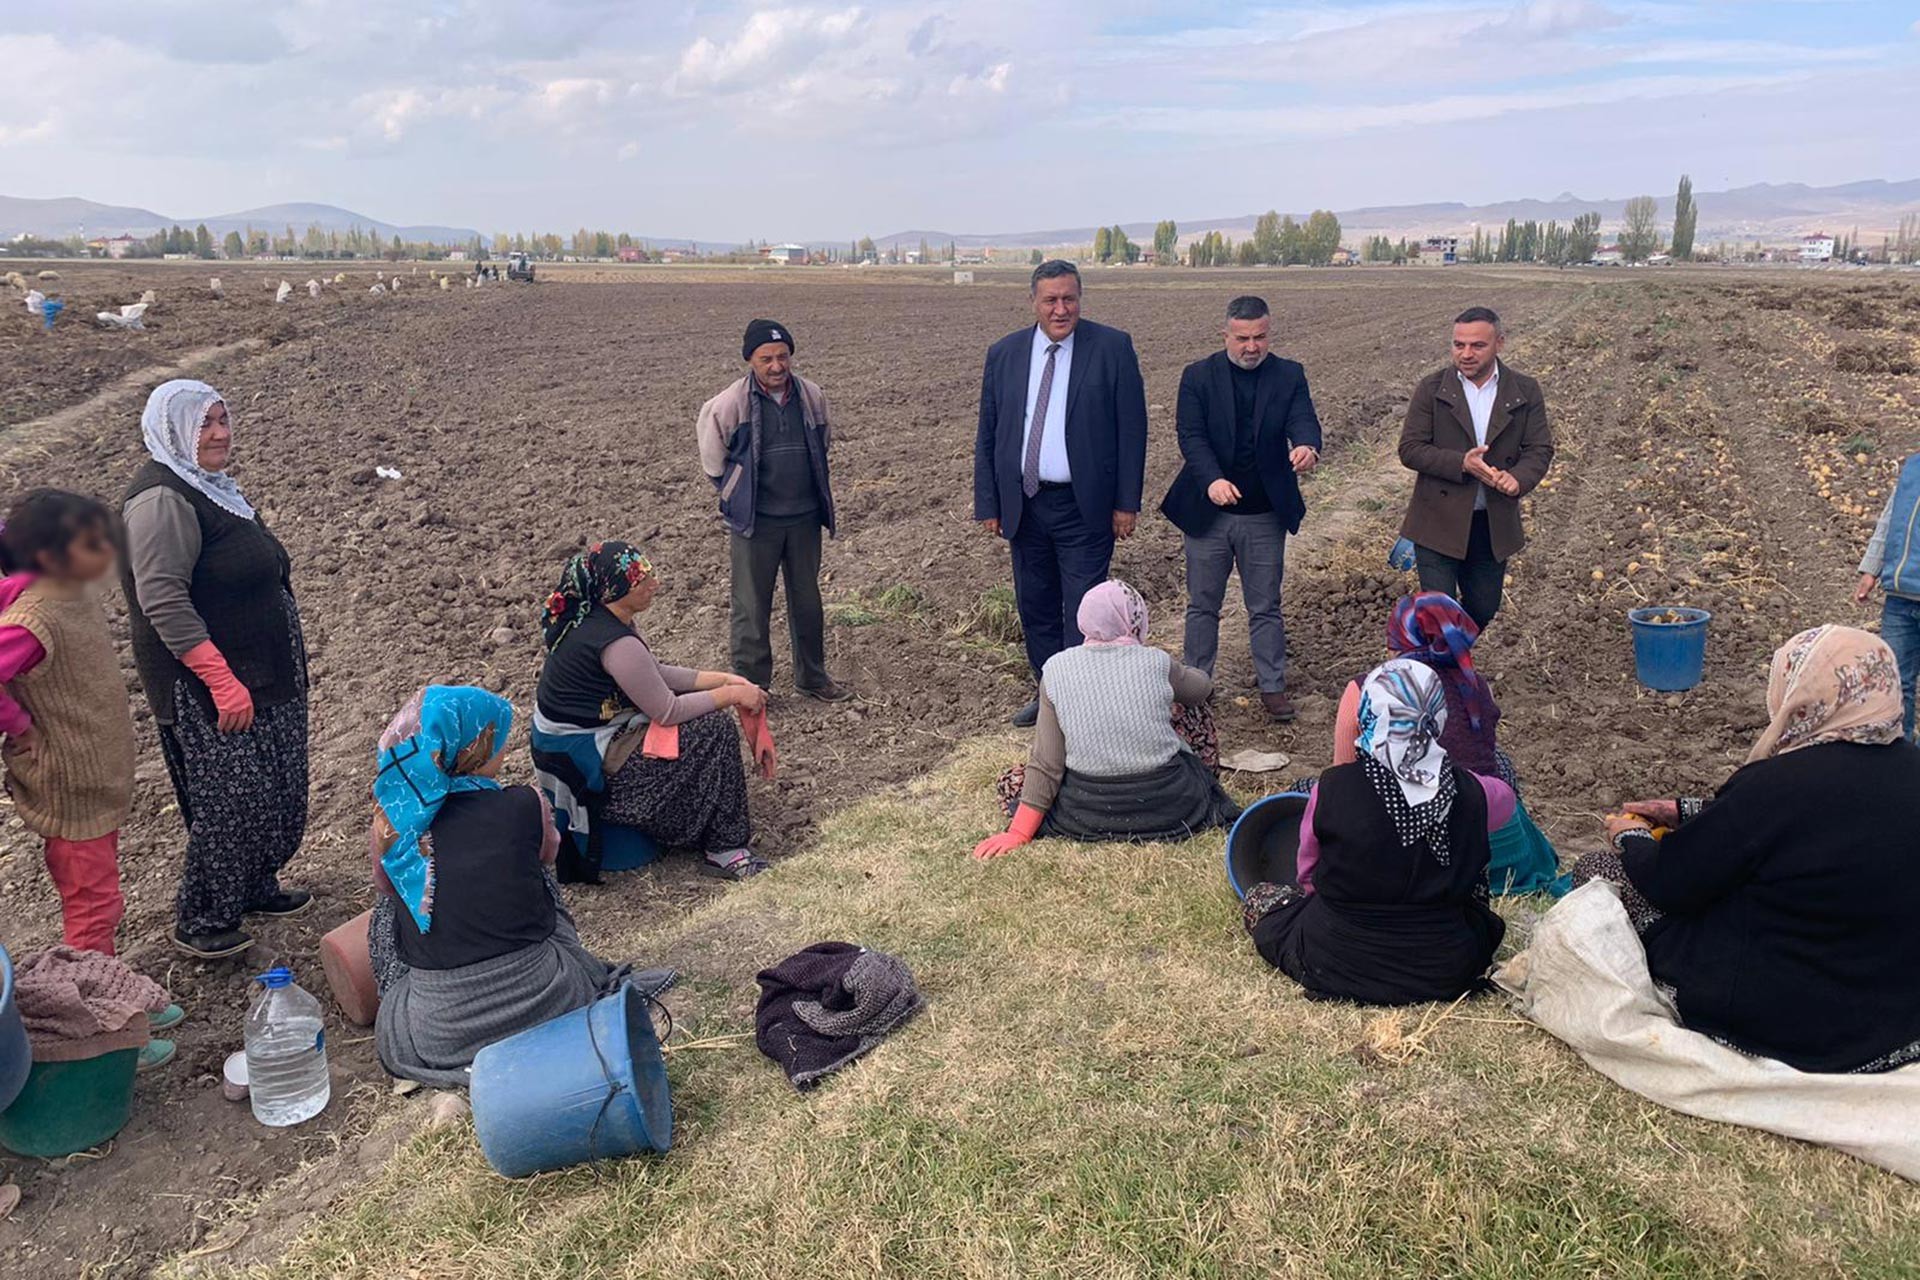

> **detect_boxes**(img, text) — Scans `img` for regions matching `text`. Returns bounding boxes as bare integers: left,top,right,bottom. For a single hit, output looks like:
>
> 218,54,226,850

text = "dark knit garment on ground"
754,942,923,1090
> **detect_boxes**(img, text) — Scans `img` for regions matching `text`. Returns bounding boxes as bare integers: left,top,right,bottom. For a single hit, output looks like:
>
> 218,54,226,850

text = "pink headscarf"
1077,580,1150,647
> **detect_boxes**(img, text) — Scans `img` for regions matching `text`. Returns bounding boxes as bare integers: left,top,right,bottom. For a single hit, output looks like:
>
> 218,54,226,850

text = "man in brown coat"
1397,306,1554,628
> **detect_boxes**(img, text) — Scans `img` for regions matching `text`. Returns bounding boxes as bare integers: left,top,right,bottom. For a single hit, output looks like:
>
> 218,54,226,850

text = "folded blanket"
755,942,923,1090
1495,881,1920,1181
15,945,167,1062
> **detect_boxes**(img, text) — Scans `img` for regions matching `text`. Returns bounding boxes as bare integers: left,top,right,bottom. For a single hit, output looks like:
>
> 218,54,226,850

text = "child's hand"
1856,574,1879,606
9,725,40,758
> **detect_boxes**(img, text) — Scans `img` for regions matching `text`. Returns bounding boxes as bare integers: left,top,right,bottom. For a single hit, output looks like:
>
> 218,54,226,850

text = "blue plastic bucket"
1224,792,1309,900
469,981,672,1178
1629,607,1712,692
0,945,29,1114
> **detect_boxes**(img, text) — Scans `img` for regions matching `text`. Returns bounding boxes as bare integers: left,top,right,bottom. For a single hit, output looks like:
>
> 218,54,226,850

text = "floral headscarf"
1388,591,1488,730
1356,659,1460,863
1077,580,1150,647
140,379,252,519
1747,625,1903,764
541,540,654,652
373,685,515,933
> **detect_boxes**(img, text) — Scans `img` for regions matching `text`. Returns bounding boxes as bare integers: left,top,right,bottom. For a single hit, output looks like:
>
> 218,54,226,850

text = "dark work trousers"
1415,509,1508,630
1182,509,1289,694
1009,484,1115,679
730,514,830,691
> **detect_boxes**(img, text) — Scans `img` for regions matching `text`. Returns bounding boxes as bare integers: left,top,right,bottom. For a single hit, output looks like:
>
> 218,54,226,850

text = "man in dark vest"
975,260,1149,726
696,319,852,700
1161,295,1321,722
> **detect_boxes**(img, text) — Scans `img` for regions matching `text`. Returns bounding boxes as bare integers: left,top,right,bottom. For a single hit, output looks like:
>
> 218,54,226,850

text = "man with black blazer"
1161,295,1321,722
975,259,1149,726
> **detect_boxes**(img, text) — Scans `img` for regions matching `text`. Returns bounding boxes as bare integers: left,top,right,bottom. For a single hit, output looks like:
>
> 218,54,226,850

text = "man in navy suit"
1160,295,1321,722
975,260,1149,726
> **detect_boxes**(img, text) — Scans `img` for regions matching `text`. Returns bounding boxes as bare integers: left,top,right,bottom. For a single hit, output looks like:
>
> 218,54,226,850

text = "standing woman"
123,380,310,959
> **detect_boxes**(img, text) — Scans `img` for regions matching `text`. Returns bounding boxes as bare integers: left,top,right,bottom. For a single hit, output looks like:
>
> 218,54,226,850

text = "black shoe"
245,890,313,917
1010,698,1040,729
797,680,855,703
172,926,253,959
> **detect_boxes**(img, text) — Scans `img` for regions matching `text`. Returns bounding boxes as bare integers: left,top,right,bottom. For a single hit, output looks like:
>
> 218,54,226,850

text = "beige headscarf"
1746,625,1904,764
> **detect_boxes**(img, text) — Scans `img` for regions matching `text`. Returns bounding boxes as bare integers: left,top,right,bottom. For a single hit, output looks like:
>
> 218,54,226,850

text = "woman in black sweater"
1580,625,1920,1073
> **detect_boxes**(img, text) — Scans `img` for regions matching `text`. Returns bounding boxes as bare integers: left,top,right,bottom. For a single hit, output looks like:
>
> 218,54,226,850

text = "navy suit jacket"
973,318,1149,539
1160,350,1322,537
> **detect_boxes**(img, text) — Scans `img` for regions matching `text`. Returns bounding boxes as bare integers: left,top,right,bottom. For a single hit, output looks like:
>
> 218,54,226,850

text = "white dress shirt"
1022,325,1076,485
1459,363,1500,511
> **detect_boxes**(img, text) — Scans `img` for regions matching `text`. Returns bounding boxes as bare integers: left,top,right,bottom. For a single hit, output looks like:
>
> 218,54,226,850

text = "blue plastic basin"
0,945,28,1113
1629,607,1712,692
469,980,672,1178
1224,792,1310,901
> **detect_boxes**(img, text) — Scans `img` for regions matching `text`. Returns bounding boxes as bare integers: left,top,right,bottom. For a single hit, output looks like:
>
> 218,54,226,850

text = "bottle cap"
256,967,294,989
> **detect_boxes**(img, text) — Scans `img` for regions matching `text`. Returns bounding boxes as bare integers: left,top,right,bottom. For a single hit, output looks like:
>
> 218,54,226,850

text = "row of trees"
1177,210,1344,267
1093,224,1141,263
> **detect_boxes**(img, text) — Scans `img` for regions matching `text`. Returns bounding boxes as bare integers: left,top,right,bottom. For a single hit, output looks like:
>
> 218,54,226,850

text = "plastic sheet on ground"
1494,880,1920,1181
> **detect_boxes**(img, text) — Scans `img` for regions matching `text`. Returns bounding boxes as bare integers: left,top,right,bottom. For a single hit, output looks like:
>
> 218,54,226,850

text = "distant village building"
762,243,809,265
103,234,138,259
617,246,645,263
1800,233,1835,263
1591,244,1625,266
1420,236,1459,264
447,249,468,261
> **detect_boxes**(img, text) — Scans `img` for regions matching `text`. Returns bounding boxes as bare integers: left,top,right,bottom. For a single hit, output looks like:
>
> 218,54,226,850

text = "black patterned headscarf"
541,540,654,652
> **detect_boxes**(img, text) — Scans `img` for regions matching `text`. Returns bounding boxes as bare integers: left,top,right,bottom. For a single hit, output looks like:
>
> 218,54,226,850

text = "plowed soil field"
2,260,1918,1275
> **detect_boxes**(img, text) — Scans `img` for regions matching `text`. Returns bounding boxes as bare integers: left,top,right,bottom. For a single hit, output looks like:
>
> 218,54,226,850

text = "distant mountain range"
0,196,480,245
874,177,1920,250
7,176,1917,254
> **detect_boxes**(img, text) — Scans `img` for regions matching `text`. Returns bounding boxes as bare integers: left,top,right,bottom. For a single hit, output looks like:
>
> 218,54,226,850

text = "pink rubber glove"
973,804,1044,860
182,640,255,733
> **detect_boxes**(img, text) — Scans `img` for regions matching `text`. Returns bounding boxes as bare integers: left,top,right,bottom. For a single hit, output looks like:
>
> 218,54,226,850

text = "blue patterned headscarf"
373,685,515,932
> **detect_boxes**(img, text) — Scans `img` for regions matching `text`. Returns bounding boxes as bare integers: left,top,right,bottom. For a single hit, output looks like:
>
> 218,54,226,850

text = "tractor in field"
506,252,535,283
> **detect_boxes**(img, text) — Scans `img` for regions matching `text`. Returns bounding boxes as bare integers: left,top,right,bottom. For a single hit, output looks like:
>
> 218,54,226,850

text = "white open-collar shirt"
1459,362,1500,511
1022,324,1077,485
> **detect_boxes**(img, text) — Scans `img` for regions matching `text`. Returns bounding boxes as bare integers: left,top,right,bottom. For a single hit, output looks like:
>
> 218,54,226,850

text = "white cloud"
671,8,868,94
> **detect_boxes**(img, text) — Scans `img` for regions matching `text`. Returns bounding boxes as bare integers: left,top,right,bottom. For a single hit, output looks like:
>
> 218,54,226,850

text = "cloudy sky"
2,1,1915,240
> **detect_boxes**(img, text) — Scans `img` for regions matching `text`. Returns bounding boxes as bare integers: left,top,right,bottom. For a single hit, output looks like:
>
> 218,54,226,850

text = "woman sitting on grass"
1243,660,1513,1005
369,685,612,1087
1577,625,1920,1074
1331,591,1563,895
531,541,771,883
974,580,1239,859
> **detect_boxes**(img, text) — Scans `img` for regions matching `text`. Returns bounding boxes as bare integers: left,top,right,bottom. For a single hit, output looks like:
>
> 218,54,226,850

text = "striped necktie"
1022,342,1062,498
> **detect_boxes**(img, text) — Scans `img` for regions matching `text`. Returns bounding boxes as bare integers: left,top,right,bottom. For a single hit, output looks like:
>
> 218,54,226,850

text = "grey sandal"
700,850,768,880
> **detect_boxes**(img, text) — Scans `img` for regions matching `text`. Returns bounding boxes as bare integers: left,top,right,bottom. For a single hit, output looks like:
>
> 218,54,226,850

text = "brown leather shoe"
1261,690,1297,722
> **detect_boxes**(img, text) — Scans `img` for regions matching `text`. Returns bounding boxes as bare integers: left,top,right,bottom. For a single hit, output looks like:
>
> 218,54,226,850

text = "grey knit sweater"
1019,646,1212,811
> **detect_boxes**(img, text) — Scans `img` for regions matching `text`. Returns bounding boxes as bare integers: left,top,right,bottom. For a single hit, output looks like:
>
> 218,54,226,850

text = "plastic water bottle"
244,967,330,1126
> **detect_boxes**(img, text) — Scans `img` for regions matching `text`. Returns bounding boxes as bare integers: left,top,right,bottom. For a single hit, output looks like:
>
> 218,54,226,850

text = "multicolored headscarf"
1748,625,1904,765
1387,591,1487,730
541,540,654,652
1356,659,1459,863
373,685,515,932
140,379,252,519
1077,579,1150,647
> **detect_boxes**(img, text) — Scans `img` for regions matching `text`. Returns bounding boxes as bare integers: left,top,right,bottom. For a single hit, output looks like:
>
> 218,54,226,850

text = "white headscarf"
140,379,253,519
1355,659,1460,863
1356,659,1451,804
